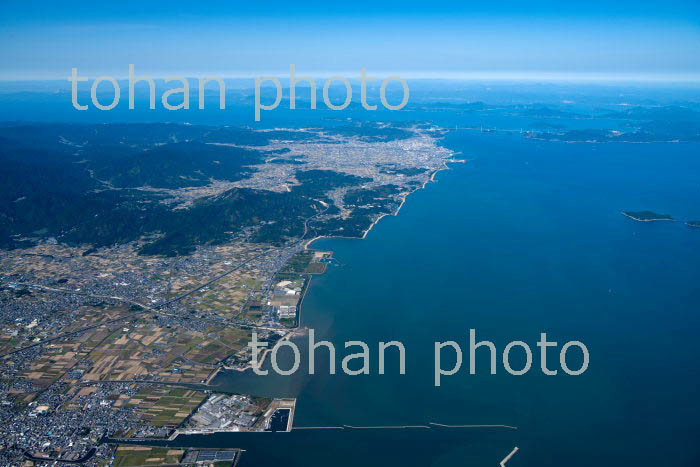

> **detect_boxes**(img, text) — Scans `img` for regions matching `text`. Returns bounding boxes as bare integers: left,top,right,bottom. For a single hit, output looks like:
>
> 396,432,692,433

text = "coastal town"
0,231,325,464
0,123,456,465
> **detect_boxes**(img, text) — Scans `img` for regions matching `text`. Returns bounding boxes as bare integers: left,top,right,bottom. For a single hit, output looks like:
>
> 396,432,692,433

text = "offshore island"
621,210,676,222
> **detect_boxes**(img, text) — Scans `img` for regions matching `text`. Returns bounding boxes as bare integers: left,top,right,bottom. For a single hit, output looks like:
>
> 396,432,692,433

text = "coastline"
212,150,460,425
223,326,308,373
304,158,460,250
218,155,460,377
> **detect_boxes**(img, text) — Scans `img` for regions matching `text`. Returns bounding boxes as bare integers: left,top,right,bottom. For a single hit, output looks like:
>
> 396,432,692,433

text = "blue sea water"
2,84,699,466
203,129,700,466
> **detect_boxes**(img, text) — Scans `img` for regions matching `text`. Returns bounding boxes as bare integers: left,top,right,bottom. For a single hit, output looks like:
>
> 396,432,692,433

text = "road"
0,204,328,358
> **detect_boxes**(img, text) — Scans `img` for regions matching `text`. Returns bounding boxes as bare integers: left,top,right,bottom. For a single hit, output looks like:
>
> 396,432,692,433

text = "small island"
621,210,675,222
687,221,700,228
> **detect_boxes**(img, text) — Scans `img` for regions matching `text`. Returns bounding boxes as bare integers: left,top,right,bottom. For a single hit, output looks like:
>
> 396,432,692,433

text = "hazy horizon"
1,0,699,81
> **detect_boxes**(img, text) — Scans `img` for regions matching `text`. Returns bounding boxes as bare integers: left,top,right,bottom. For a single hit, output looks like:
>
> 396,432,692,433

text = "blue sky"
1,0,699,80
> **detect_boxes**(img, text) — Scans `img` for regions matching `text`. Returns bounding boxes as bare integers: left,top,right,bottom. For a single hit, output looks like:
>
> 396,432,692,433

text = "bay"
186,130,700,466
